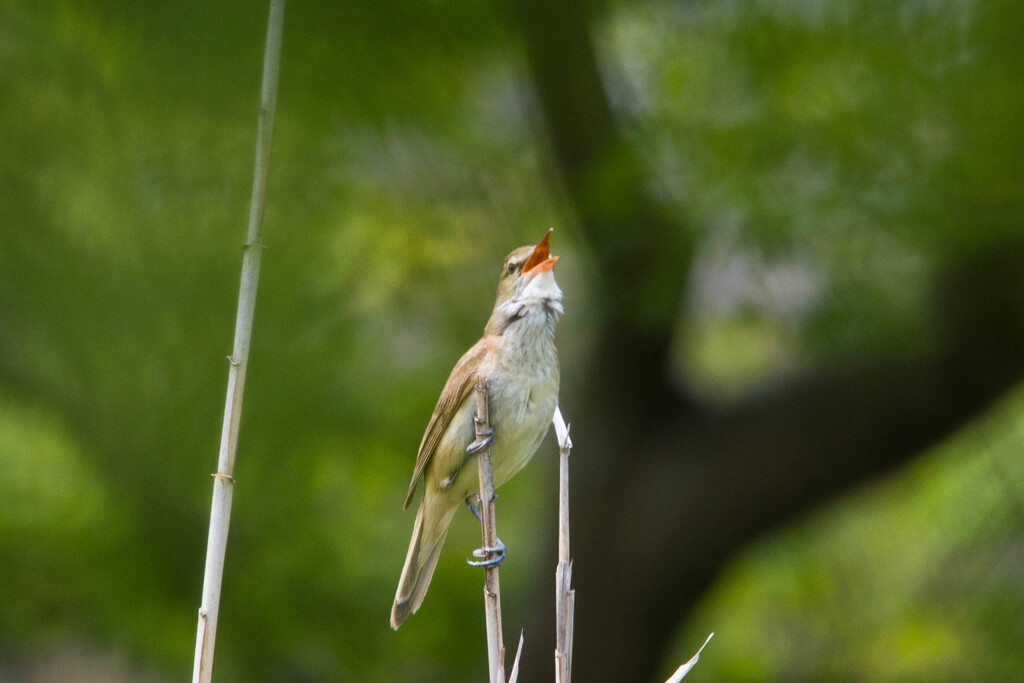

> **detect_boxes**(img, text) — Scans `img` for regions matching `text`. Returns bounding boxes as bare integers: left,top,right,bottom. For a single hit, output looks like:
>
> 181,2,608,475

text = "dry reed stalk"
552,407,574,683
191,2,284,681
473,377,506,683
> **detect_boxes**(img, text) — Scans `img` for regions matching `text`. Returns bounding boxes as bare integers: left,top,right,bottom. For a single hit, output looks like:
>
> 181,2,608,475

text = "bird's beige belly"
432,375,558,501
489,381,557,488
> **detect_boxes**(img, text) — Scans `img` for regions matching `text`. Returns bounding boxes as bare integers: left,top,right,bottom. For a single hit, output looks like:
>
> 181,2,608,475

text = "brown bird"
390,229,563,629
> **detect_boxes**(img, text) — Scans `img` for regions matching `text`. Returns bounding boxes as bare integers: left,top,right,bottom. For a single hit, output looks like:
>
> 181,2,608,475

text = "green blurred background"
2,0,1024,680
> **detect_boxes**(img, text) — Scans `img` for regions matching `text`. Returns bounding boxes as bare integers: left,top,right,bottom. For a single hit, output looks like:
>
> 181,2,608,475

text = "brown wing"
403,339,488,509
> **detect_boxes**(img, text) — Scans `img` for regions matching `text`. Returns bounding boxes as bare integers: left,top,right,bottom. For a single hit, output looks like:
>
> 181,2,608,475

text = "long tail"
391,493,457,629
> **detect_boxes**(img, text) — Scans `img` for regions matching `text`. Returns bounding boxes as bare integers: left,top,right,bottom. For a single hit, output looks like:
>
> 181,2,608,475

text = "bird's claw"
466,428,494,455
467,538,506,568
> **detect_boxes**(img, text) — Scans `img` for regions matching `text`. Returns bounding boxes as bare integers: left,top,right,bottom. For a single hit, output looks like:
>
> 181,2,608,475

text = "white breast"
487,301,560,488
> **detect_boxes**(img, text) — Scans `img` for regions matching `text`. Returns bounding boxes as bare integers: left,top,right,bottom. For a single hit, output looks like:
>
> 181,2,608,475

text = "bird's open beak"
522,228,559,275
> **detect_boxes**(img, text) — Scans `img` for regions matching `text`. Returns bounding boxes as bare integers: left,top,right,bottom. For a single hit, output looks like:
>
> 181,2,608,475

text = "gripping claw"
466,428,494,455
467,537,506,568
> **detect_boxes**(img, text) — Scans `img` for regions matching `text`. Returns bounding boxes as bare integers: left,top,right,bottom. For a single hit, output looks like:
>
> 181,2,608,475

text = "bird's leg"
467,411,501,566
467,537,506,568
465,493,500,524
466,491,504,567
466,415,494,455
465,494,482,523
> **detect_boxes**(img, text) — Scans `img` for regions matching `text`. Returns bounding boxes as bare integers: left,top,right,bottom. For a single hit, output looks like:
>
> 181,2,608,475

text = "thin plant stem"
191,2,284,681
552,407,574,683
473,377,506,683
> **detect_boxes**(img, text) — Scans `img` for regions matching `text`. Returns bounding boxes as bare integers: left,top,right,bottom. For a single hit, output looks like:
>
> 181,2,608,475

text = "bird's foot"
467,537,506,568
466,427,494,455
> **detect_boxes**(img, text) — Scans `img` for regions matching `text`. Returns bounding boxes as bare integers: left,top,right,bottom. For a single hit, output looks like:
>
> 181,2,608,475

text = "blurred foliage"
675,386,1024,681
0,0,1022,680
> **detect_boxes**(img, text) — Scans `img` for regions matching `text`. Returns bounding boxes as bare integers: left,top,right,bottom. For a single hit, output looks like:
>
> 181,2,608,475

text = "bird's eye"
507,262,517,274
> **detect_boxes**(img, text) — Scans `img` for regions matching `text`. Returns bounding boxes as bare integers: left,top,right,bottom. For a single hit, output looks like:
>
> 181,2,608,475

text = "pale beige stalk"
192,2,284,681
553,406,574,683
473,377,505,683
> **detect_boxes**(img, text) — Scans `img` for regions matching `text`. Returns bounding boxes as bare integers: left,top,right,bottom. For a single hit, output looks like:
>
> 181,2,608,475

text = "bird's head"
488,229,563,334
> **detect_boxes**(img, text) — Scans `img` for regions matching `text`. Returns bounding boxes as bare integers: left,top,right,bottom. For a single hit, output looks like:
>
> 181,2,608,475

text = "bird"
390,229,563,630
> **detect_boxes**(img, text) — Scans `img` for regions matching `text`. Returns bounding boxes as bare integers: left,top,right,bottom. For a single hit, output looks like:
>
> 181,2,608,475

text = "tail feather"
391,496,456,629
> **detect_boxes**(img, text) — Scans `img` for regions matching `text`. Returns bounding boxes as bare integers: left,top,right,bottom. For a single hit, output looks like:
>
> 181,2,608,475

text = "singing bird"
391,229,563,629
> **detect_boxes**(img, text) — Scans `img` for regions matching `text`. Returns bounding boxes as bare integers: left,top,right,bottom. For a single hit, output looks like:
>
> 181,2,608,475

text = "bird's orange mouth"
522,228,559,275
